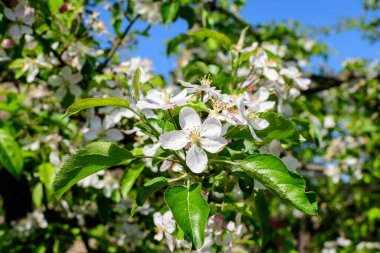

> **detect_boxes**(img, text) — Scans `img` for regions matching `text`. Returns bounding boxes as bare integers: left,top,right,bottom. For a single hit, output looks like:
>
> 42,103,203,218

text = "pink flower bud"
2,39,13,48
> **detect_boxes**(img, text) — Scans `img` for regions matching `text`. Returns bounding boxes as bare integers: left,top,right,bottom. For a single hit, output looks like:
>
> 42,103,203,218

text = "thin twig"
97,14,140,71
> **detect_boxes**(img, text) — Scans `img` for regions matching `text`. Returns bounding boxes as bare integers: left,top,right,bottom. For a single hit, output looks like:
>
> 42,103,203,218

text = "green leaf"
164,183,210,249
132,67,142,101
63,98,130,118
135,118,175,137
161,2,180,25
47,0,63,13
239,154,317,215
171,102,209,116
226,112,301,144
38,163,56,189
190,28,232,50
120,163,145,198
54,141,132,198
136,177,169,206
257,112,300,143
254,190,270,248
0,129,24,179
33,183,43,208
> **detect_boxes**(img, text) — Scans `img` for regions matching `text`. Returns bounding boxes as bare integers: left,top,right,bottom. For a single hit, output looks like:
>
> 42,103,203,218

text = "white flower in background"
142,143,181,172
280,66,311,90
153,211,176,251
83,113,124,141
160,107,228,173
85,11,106,34
244,87,275,112
137,89,190,110
238,97,269,142
0,49,11,62
251,50,279,81
10,55,51,83
261,42,287,57
179,76,225,103
114,57,153,82
48,66,82,99
134,0,163,24
4,3,35,40
62,41,103,70
206,214,225,236
324,115,335,128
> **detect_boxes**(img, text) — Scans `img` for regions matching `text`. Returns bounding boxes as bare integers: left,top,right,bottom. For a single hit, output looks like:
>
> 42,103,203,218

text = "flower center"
247,111,259,120
189,128,202,144
198,74,212,87
162,92,172,104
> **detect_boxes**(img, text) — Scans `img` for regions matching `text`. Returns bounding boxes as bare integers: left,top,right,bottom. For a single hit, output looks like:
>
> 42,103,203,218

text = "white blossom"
137,89,190,110
250,50,279,81
153,211,176,251
159,107,227,173
48,66,83,99
4,3,35,40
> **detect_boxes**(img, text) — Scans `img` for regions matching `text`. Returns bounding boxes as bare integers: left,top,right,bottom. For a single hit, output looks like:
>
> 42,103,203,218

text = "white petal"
186,145,208,173
248,125,263,142
263,68,278,81
295,78,311,90
268,140,281,157
257,101,275,112
136,100,162,110
143,143,161,156
249,118,269,130
20,25,32,35
69,84,82,96
61,66,72,78
22,15,35,26
84,129,99,140
105,129,124,141
253,87,270,102
159,131,188,150
170,89,187,103
200,137,227,153
48,75,63,86
90,116,102,131
153,212,163,226
9,24,22,40
4,8,17,21
281,156,298,171
201,118,222,138
70,72,83,84
55,86,67,100
145,89,165,105
179,107,201,131
178,80,195,88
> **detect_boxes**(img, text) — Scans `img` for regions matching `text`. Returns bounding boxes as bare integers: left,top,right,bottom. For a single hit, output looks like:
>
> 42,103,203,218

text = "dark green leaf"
164,183,209,249
254,190,270,248
0,129,23,179
136,177,169,206
239,154,317,215
54,141,132,198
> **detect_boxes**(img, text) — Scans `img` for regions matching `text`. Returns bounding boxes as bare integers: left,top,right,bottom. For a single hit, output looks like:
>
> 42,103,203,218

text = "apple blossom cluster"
134,76,276,174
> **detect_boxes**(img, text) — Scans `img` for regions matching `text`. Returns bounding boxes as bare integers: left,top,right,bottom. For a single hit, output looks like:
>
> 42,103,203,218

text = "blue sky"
103,0,380,76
